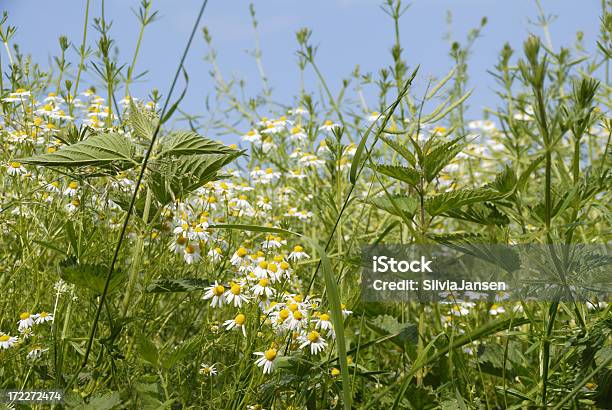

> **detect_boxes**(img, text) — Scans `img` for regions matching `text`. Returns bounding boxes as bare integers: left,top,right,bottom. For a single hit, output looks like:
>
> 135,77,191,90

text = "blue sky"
4,1,603,140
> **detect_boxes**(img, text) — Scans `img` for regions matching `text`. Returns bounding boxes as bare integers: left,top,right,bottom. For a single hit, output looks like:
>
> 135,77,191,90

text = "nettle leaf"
146,278,210,293
366,194,418,219
445,202,510,226
59,257,126,295
129,99,157,140
19,132,140,169
380,135,417,166
422,136,465,182
488,164,518,194
148,151,241,204
158,131,240,157
373,163,420,186
425,188,505,216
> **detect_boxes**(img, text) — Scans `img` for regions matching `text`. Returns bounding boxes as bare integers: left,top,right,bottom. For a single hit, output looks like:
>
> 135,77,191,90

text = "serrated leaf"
59,257,126,295
366,194,418,219
425,188,505,216
19,133,140,169
146,278,210,293
489,164,518,194
445,202,510,226
422,136,465,182
129,99,157,140
148,151,240,204
373,163,420,186
380,135,417,166
158,131,239,157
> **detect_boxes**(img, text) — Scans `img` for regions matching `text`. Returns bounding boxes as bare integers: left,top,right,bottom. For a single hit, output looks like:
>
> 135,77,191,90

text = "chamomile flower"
199,363,218,377
27,345,48,360
183,243,201,264
286,308,306,331
18,312,35,330
252,278,275,298
224,282,250,307
261,235,282,249
171,236,188,254
288,245,309,261
231,247,249,265
313,313,334,334
299,330,327,355
0,333,18,349
234,195,254,212
289,126,307,142
254,348,278,374
224,313,247,337
207,247,224,262
319,120,339,133
63,181,79,196
33,311,54,324
203,281,226,308
488,304,506,316
368,111,381,122
7,161,26,176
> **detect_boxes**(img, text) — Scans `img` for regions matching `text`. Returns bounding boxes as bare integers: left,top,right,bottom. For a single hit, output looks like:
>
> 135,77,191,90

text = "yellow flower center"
213,285,225,296
293,245,303,252
10,162,21,168
39,312,49,318
0,335,10,342
324,120,333,126
185,245,196,254
264,348,277,361
176,236,187,246
265,168,273,174
259,261,268,269
68,181,78,189
268,263,278,273
288,303,299,312
273,255,283,263
279,309,289,321
234,313,246,325
231,283,241,295
294,295,303,303
258,278,269,287
307,331,320,343
236,247,248,257
293,311,303,320
20,312,30,320
320,313,330,322
280,261,290,270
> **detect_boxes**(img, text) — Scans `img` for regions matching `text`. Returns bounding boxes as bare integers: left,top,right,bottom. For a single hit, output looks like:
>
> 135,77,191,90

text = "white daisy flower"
33,311,54,324
63,181,80,196
207,247,224,262
223,313,247,337
242,130,261,143
183,243,201,264
203,281,226,308
0,333,18,349
288,245,309,261
299,330,327,355
254,348,279,374
261,235,282,250
488,304,506,316
27,345,48,360
18,312,35,330
224,282,250,307
252,278,275,298
7,161,26,176
199,363,218,377
319,119,339,133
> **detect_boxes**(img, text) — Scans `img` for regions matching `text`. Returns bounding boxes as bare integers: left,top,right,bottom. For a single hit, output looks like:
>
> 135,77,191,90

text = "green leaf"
19,133,140,169
307,240,352,410
422,136,465,182
158,131,239,157
59,257,126,295
148,152,240,204
137,337,159,368
146,278,210,293
380,135,417,167
425,188,505,216
350,68,418,184
366,194,418,219
76,391,121,410
129,99,157,140
444,202,510,226
488,164,518,194
517,155,544,192
372,163,420,186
